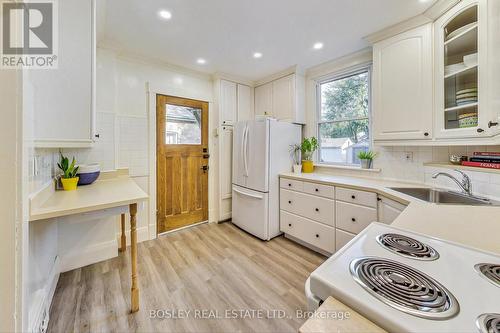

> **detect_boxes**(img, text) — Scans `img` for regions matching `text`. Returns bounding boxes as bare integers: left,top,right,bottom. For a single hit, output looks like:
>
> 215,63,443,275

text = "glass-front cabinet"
434,0,489,138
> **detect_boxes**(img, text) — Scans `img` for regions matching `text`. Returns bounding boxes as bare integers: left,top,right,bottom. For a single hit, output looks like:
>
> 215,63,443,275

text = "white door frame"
147,82,216,239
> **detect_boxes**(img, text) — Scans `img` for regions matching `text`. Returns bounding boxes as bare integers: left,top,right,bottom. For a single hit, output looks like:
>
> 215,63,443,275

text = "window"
317,69,371,165
165,104,202,145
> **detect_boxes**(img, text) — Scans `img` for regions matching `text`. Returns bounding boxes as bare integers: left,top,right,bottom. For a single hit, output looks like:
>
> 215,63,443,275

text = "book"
470,157,500,163
473,151,500,157
462,161,500,169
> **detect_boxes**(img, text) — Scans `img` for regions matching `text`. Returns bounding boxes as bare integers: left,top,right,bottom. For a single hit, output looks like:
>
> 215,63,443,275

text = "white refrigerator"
232,118,301,240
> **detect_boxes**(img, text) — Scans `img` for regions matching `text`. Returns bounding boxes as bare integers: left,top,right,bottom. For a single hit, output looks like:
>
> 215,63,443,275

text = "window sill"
314,163,381,173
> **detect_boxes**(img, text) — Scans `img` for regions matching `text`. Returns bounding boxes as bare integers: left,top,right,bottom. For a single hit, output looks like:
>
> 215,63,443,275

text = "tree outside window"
318,70,370,165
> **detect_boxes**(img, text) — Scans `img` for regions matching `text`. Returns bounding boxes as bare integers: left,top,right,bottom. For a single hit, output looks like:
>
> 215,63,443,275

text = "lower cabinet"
378,196,407,224
280,211,335,253
279,177,409,255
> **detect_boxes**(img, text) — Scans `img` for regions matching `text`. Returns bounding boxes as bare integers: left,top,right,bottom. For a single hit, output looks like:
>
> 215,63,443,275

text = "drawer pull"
315,208,319,212
315,188,319,192
288,223,292,227
351,195,356,199
288,183,292,187
316,234,319,238
288,200,292,204
351,218,356,222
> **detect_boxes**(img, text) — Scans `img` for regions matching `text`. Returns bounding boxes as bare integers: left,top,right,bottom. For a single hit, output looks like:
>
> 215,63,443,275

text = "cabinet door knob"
288,183,292,187
315,208,319,212
315,234,319,238
351,218,356,222
477,128,485,133
95,134,100,138
377,197,382,201
424,132,429,137
315,188,319,192
488,121,499,128
288,223,292,227
351,195,356,199
288,200,292,204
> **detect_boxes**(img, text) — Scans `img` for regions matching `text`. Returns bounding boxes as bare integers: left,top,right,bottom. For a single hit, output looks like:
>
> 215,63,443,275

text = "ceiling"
98,0,436,80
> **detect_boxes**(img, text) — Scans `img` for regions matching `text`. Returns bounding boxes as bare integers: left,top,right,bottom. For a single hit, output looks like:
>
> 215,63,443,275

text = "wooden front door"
156,95,209,234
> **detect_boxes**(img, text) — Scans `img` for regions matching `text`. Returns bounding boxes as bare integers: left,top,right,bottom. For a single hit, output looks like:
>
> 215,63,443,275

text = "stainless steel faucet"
432,169,472,196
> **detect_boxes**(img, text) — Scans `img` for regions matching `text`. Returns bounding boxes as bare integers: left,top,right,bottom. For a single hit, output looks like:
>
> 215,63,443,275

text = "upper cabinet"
372,23,434,141
32,0,96,148
434,0,498,138
254,82,273,117
220,80,237,125
237,84,254,122
255,73,305,124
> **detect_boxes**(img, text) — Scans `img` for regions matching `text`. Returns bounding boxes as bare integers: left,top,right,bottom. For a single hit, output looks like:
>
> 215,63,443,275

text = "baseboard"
218,212,232,222
59,240,117,273
29,256,60,333
115,226,149,247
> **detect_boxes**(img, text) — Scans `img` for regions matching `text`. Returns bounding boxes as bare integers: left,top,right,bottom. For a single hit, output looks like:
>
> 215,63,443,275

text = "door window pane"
319,119,369,165
165,104,202,144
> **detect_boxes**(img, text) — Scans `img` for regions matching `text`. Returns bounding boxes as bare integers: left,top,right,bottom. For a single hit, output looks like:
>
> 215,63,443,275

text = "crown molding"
212,72,255,87
97,41,213,81
305,47,373,80
364,0,461,44
254,65,303,87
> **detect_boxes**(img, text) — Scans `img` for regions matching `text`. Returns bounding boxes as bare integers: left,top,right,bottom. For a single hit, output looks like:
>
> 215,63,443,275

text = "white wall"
305,49,500,199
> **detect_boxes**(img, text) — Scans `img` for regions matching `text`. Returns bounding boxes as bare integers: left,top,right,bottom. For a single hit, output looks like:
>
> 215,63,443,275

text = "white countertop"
280,172,500,255
30,173,148,222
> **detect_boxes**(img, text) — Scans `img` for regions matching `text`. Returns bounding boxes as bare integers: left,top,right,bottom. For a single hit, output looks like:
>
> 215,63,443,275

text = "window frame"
316,66,372,166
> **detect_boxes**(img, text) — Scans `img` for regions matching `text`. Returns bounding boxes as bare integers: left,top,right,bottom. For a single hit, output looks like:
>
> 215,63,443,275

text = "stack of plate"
458,112,478,128
456,88,477,106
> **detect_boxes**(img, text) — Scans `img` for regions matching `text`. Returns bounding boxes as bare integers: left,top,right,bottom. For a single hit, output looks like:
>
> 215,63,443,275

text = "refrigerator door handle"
233,187,264,199
244,125,249,177
241,124,247,177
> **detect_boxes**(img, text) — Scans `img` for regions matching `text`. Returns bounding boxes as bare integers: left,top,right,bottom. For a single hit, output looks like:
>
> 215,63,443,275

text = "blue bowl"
77,171,100,185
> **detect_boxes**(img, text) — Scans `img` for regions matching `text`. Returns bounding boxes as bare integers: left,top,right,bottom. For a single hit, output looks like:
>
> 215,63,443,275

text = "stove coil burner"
477,313,500,333
350,257,459,319
377,233,440,261
475,263,500,288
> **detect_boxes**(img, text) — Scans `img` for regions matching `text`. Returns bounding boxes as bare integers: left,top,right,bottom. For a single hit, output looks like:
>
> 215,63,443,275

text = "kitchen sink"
389,187,500,206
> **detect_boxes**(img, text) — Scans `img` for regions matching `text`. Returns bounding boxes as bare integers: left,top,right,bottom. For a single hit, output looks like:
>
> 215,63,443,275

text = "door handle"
203,154,210,159
201,165,209,173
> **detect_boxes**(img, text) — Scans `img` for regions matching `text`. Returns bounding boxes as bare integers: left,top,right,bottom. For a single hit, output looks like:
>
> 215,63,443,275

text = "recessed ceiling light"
253,52,263,59
196,58,206,65
313,42,324,50
158,10,172,20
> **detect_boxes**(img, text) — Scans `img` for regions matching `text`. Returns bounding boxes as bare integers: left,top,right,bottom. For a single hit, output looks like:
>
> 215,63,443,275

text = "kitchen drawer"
336,228,356,251
336,201,377,234
280,178,303,192
280,189,334,226
336,187,377,208
303,182,335,199
280,211,335,253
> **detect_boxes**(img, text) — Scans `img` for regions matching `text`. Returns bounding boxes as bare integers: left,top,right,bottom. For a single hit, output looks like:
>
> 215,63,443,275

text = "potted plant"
357,150,377,169
301,137,318,173
57,153,80,191
289,144,302,174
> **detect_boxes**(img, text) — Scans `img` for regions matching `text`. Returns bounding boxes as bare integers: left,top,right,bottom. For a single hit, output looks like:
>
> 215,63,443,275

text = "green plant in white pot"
289,144,302,174
357,150,377,169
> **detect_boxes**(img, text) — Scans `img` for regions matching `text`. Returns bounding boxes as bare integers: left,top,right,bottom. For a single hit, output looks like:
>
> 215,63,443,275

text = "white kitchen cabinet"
220,80,237,125
255,74,305,124
218,126,233,221
434,0,499,138
377,196,407,224
237,84,253,122
372,23,433,141
255,82,273,117
32,0,96,148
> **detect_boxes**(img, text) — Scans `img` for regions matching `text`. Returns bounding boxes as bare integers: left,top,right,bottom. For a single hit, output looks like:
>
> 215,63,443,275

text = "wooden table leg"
119,213,126,252
130,203,139,313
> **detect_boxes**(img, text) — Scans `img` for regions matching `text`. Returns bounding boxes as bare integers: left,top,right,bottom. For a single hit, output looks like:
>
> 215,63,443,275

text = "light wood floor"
48,222,326,333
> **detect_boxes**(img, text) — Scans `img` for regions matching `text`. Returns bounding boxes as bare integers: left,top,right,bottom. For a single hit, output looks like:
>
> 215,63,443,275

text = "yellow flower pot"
302,160,314,173
61,177,79,191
